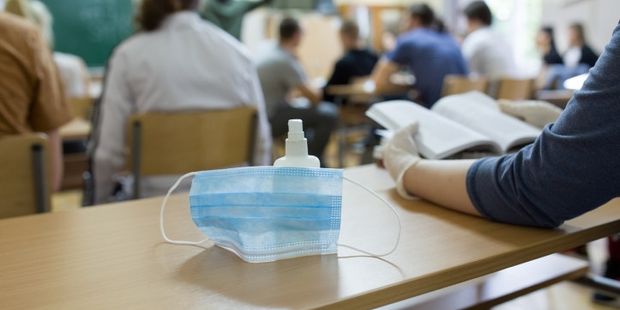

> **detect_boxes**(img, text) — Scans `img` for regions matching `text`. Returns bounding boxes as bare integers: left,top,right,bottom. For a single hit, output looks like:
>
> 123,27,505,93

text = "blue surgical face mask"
160,166,401,263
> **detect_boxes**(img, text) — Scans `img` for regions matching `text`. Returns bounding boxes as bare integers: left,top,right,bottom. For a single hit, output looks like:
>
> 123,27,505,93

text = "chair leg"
338,123,347,168
132,122,142,200
31,144,49,213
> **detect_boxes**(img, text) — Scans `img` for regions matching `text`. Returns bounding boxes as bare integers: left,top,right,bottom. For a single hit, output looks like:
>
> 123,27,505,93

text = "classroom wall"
542,0,620,53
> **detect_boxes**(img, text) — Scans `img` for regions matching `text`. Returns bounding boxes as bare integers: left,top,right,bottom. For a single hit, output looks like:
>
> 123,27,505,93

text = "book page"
432,92,541,152
367,101,500,159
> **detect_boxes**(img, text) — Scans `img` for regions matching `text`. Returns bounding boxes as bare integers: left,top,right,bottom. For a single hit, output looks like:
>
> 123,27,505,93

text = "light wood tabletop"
325,76,413,98
59,118,92,141
1,165,619,309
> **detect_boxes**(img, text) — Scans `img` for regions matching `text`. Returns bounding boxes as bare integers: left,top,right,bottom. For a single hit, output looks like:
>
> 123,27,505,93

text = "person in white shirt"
461,1,515,80
93,0,272,204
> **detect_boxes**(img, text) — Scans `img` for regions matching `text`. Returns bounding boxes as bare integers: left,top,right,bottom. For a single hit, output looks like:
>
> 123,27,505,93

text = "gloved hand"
497,100,563,129
383,122,421,200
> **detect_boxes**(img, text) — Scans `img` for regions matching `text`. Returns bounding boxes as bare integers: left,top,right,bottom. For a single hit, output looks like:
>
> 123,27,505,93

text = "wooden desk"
59,118,92,141
536,89,575,109
1,165,619,309
325,79,412,99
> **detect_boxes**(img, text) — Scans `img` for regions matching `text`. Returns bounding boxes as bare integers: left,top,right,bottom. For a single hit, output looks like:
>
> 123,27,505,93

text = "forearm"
403,159,480,216
297,84,322,105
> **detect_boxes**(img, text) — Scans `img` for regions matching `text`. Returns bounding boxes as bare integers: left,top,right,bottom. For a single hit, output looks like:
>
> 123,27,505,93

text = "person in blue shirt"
372,4,468,107
383,22,620,229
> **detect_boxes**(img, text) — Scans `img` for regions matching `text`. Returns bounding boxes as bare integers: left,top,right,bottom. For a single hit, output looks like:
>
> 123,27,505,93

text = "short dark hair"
138,0,199,31
409,3,435,27
279,17,301,41
464,1,493,26
340,20,359,39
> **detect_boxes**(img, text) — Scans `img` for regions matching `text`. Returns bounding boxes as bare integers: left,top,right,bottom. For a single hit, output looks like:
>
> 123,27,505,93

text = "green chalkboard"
41,0,135,68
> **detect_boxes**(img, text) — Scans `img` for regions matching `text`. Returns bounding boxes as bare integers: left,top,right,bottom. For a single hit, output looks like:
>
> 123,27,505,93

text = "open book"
366,92,541,159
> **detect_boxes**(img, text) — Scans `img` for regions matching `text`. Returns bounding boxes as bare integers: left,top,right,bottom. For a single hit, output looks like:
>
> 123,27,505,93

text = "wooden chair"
496,78,536,100
0,134,51,219
442,75,489,97
127,107,257,199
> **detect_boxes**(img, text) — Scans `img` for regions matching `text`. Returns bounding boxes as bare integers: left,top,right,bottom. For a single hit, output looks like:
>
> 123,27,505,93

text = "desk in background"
60,118,92,141
1,165,619,309
325,78,414,168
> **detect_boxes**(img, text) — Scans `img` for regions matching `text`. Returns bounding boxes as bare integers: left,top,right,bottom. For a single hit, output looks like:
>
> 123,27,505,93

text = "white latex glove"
498,100,563,129
383,123,421,200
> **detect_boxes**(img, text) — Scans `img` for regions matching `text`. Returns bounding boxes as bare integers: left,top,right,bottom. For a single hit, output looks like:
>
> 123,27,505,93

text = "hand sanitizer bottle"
274,119,320,168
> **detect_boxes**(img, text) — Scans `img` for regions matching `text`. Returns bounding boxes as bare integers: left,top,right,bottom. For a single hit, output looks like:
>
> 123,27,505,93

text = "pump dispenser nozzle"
274,119,320,168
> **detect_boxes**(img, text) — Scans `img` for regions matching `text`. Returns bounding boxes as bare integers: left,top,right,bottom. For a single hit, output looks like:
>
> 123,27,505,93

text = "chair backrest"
496,78,536,100
442,75,489,97
127,107,257,198
0,134,50,219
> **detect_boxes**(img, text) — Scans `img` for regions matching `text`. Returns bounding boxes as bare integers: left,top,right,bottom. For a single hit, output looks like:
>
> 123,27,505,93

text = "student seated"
383,22,620,229
372,4,468,107
461,1,515,80
536,26,563,66
0,12,71,191
385,24,620,299
256,17,338,164
564,22,599,69
93,0,272,204
544,23,600,90
323,20,379,103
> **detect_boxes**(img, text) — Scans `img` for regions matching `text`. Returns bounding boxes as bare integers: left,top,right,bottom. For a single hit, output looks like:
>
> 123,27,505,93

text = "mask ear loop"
160,172,210,245
338,176,402,258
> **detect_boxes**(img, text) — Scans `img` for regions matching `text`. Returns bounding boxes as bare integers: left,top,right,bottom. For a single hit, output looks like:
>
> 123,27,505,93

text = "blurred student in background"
201,0,272,40
461,1,515,80
5,0,90,98
256,17,338,164
372,4,468,107
0,12,71,191
536,26,563,65
93,0,272,203
323,20,378,103
564,22,599,69
545,22,599,89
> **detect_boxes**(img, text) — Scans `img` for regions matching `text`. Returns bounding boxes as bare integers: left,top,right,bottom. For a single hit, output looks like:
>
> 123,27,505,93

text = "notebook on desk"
367,92,541,159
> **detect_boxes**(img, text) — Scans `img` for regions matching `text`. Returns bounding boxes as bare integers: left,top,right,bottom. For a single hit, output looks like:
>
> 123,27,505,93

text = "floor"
51,131,618,310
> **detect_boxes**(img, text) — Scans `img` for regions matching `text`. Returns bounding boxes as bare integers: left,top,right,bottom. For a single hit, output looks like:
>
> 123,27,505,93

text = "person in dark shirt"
536,26,563,65
323,20,378,103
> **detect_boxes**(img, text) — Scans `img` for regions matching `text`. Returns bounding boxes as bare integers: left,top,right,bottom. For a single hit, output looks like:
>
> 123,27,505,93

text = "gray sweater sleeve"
466,23,620,228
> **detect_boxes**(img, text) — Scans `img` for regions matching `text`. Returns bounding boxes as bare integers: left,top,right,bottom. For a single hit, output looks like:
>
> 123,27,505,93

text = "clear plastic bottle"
274,119,320,168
